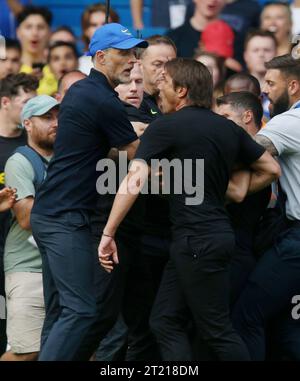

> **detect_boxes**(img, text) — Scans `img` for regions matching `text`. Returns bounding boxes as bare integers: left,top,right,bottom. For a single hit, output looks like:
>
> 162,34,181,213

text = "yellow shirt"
20,64,58,96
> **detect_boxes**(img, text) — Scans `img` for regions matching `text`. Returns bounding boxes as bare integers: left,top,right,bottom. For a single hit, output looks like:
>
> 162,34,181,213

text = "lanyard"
293,102,300,109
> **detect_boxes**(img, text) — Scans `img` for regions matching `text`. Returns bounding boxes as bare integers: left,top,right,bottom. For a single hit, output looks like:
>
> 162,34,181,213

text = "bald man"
56,70,87,102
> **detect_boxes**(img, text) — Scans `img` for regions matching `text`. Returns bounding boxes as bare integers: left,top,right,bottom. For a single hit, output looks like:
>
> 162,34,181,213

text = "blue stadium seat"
31,0,166,53
136,27,167,38
32,0,153,32
258,0,292,4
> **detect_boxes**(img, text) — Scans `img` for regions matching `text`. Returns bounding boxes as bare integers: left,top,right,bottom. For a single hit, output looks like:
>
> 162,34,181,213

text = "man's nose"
51,119,58,129
32,27,40,36
130,82,138,92
261,83,268,94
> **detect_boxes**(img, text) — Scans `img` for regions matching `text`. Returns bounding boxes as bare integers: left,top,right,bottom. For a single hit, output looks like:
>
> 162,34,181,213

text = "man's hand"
131,122,148,137
225,57,243,73
0,187,17,212
98,235,119,273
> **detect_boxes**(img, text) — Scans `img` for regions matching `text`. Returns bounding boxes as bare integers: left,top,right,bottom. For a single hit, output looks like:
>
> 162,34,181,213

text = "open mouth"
128,96,139,102
59,69,68,77
266,26,278,33
206,4,218,13
30,40,39,48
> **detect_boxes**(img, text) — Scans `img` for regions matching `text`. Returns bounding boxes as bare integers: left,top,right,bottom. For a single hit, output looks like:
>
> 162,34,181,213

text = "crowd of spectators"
1,0,300,361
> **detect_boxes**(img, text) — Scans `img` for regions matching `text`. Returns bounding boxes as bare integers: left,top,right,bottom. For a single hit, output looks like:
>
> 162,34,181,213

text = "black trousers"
150,234,250,361
126,234,169,361
232,223,300,361
96,314,128,361
229,247,256,307
141,234,170,294
75,226,158,361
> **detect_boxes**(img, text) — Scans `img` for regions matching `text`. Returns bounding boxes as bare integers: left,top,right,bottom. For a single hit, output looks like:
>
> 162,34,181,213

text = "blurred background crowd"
1,0,300,97
1,0,300,362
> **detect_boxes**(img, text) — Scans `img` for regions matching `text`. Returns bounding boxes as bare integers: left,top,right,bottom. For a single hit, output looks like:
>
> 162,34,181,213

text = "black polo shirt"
33,69,138,216
134,93,171,238
227,186,271,252
135,106,265,238
122,101,151,124
139,92,162,123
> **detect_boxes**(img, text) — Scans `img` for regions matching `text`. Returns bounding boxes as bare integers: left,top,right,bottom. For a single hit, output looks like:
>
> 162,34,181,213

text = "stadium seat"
32,0,153,32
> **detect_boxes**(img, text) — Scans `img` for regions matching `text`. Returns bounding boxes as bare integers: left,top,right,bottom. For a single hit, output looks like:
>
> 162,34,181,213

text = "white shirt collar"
290,100,300,110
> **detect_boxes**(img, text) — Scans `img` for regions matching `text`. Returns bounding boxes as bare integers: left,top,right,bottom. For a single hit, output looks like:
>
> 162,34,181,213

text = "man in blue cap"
30,23,147,361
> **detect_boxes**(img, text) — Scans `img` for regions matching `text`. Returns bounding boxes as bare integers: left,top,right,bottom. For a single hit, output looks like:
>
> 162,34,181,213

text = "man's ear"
1,96,11,109
94,50,106,65
23,119,32,134
176,86,188,99
288,79,300,97
242,110,252,125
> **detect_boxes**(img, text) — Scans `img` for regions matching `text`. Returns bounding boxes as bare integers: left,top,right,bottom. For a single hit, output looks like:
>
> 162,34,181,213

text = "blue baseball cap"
21,95,59,127
86,23,148,56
